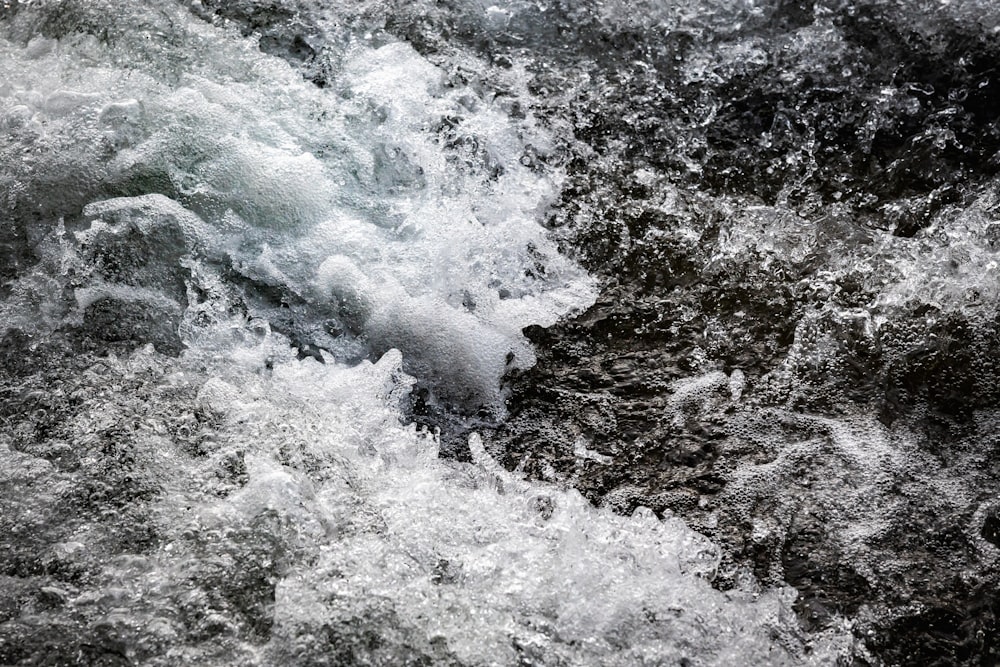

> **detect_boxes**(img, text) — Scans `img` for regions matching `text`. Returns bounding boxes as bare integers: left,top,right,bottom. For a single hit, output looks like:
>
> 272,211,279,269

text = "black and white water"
2,1,999,664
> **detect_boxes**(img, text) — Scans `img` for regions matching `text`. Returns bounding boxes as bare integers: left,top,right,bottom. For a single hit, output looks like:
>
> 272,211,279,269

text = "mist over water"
1,0,999,665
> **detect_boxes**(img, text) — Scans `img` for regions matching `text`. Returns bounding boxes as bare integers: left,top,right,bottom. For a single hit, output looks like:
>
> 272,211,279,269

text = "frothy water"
0,1,863,664
0,0,591,410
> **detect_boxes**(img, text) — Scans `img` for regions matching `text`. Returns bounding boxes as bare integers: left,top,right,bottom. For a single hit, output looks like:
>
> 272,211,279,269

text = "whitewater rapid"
0,1,861,665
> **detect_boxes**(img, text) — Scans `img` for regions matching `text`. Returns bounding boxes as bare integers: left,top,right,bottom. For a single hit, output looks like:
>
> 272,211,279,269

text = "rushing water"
2,0,999,665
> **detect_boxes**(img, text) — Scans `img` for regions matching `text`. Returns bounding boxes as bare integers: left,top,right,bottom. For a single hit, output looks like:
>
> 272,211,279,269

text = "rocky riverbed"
2,0,1000,664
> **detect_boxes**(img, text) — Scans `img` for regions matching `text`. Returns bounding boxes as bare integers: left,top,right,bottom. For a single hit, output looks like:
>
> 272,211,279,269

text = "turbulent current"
1,0,999,665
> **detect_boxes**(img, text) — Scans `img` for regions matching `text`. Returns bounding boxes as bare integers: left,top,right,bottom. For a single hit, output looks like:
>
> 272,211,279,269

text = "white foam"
144,324,856,664
0,0,594,411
